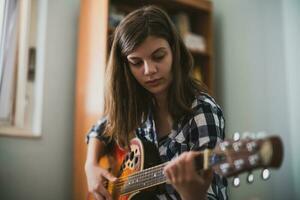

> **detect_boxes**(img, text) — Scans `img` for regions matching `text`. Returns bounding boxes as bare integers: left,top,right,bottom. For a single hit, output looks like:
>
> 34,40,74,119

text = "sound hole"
130,151,134,160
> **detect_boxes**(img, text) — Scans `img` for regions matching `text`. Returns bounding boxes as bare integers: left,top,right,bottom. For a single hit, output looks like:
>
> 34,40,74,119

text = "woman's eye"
153,54,165,61
130,61,143,67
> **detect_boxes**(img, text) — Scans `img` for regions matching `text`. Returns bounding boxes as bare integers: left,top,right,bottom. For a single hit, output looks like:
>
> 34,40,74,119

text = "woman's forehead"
127,36,170,58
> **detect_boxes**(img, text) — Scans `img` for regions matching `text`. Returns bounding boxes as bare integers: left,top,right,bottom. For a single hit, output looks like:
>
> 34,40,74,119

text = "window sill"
0,126,41,138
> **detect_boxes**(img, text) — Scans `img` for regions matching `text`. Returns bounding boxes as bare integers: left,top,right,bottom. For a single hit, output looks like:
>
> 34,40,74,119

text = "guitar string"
105,166,164,193
116,161,166,181
110,153,215,188
111,163,167,188
109,154,215,190
106,153,218,194
113,167,168,193
112,166,167,193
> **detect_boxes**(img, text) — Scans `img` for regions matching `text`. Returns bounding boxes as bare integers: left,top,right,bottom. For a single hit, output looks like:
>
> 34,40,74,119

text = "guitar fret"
121,165,167,194
120,151,225,194
123,173,163,192
122,176,166,194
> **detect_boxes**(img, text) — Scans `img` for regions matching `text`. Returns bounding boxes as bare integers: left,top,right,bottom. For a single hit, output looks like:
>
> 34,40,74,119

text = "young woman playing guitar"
85,5,228,200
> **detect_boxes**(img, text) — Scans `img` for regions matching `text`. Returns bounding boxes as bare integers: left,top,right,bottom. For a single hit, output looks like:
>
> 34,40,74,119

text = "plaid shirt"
87,93,228,200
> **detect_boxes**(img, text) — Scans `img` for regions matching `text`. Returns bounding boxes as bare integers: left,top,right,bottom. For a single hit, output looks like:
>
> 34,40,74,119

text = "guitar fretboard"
115,163,168,195
111,151,220,195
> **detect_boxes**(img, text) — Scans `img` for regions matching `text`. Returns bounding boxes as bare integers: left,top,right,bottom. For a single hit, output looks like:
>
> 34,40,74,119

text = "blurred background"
0,0,299,199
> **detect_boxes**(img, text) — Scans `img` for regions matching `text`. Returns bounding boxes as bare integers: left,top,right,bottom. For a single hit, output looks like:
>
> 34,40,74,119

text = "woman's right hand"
85,163,117,200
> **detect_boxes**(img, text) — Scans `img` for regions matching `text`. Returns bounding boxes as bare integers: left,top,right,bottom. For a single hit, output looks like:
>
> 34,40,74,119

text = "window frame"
0,0,47,138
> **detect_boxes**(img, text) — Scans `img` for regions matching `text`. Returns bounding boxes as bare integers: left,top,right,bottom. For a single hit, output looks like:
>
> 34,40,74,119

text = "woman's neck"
154,92,168,112
153,92,173,139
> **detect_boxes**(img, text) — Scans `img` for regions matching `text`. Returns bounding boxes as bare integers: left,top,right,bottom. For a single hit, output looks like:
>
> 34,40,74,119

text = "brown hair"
103,5,207,148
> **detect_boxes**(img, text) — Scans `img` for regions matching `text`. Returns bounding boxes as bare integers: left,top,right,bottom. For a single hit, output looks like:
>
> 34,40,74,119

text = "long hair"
103,5,207,148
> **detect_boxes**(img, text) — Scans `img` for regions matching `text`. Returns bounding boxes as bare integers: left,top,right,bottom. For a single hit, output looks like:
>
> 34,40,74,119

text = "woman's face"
127,36,173,97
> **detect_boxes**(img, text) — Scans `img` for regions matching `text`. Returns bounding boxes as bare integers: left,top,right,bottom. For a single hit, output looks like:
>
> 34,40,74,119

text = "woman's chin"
147,87,168,97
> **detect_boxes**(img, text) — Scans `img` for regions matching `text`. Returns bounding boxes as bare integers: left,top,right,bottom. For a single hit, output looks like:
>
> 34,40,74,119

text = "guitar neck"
118,162,168,195
115,149,212,195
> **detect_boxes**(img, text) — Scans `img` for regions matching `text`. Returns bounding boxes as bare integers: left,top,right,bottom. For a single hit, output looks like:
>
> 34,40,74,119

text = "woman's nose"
144,61,157,75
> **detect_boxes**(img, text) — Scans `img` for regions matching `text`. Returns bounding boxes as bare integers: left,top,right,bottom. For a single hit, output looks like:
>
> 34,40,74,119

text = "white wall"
213,0,298,199
282,0,300,198
0,0,79,199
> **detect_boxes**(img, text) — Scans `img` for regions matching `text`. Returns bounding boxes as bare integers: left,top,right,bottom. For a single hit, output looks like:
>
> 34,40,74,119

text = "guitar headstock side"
209,136,283,178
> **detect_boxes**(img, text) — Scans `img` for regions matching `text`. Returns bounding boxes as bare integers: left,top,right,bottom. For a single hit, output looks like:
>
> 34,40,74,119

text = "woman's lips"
146,78,162,86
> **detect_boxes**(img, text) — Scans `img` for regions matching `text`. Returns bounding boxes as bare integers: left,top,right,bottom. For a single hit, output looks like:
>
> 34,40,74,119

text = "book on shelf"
193,66,203,82
184,33,206,53
172,12,206,53
173,12,191,36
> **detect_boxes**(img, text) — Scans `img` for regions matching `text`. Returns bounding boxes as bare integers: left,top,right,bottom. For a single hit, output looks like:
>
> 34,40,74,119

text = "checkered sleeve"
85,117,111,145
189,94,228,200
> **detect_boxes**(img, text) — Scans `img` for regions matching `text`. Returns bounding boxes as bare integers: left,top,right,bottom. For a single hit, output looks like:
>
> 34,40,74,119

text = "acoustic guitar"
87,135,283,200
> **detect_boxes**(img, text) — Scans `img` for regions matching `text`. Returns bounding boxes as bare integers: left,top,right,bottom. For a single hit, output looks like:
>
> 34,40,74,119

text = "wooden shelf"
112,0,212,12
189,48,211,57
169,0,212,12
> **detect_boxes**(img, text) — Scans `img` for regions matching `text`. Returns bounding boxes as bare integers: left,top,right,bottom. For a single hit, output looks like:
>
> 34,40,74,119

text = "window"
0,0,47,137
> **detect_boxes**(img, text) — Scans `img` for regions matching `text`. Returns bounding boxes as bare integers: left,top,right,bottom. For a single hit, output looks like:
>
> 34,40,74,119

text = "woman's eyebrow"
151,47,166,55
127,47,167,60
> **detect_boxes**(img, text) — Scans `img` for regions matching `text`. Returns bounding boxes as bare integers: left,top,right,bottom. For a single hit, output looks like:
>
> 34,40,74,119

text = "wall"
213,0,298,199
282,0,300,198
0,0,79,199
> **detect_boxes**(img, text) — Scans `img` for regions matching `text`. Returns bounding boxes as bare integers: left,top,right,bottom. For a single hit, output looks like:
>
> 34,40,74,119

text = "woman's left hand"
163,151,213,200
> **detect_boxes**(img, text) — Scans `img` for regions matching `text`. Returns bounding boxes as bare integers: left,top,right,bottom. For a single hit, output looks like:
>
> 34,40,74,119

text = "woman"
85,5,227,200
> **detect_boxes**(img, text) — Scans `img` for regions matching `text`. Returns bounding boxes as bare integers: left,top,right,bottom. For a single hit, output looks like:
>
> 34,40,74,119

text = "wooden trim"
15,0,31,127
175,0,212,11
73,0,109,200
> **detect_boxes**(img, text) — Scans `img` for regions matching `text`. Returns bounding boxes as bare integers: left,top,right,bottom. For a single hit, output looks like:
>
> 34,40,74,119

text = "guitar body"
88,137,162,200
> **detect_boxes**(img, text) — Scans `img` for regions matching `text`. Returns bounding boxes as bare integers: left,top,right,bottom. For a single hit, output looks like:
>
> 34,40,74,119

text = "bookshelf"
73,0,215,199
